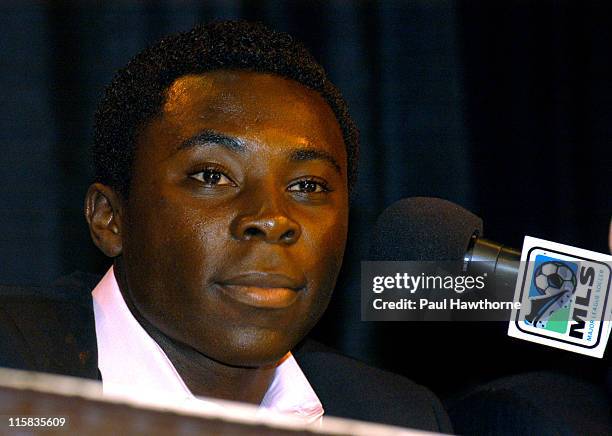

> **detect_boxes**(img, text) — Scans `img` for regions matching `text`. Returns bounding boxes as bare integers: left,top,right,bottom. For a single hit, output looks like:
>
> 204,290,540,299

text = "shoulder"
0,270,101,303
0,271,100,379
293,339,452,433
0,271,99,339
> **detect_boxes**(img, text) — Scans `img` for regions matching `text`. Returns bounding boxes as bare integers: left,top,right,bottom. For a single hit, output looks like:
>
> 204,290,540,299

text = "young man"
0,21,451,432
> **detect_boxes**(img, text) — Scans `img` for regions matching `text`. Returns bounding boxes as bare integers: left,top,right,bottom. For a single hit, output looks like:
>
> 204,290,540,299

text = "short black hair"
93,20,359,199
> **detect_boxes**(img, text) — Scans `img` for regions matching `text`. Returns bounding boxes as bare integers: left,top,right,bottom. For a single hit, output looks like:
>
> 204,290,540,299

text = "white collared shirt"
92,266,323,423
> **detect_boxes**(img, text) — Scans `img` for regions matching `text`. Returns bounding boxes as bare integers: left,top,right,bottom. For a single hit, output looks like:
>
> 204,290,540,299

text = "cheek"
300,210,348,307
122,194,238,343
129,189,226,251
304,202,348,265
123,193,229,301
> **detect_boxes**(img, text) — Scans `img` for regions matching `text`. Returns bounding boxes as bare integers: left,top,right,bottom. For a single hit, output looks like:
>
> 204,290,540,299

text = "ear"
84,183,124,257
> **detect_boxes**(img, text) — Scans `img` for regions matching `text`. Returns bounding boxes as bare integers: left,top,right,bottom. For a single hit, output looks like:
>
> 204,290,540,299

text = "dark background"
1,1,610,394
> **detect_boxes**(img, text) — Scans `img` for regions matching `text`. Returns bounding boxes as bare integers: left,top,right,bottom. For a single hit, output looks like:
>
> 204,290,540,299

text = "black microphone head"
368,197,483,261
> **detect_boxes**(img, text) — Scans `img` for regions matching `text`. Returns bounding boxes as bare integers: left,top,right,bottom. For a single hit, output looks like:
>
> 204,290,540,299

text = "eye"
287,179,330,194
190,167,234,186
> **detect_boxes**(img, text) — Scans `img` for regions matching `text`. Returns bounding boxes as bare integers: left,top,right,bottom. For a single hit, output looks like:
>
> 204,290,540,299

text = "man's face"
119,71,349,367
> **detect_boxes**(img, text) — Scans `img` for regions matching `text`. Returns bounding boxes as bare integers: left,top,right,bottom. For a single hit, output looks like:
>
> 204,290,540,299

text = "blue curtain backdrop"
1,1,610,390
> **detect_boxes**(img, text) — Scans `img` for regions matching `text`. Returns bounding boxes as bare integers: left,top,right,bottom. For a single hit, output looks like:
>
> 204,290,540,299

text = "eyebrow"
176,129,342,174
177,129,245,153
290,148,342,174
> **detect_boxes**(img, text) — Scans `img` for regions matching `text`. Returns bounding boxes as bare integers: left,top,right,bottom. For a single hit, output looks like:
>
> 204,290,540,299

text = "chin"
210,328,300,368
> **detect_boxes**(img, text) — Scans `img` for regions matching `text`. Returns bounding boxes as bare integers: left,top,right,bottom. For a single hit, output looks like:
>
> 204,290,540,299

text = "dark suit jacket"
0,271,452,433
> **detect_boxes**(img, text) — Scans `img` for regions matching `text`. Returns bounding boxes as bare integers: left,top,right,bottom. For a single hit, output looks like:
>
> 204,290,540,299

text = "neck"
113,259,277,404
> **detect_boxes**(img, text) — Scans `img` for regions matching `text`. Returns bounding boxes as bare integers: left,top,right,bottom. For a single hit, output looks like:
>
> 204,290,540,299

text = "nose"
231,213,301,245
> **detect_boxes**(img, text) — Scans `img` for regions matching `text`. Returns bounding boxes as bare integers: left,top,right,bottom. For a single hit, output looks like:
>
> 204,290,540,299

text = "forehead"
152,70,346,160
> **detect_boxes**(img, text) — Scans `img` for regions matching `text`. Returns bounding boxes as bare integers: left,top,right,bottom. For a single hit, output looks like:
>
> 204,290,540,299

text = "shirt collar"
92,266,323,423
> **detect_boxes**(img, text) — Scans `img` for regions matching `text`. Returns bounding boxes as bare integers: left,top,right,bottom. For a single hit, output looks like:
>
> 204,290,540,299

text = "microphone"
368,197,521,299
366,197,611,391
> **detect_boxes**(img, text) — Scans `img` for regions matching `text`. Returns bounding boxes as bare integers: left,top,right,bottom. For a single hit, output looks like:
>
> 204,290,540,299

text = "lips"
216,273,305,309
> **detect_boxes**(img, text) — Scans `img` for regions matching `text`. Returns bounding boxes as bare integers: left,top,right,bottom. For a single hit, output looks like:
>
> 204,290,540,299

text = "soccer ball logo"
533,261,577,299
525,261,577,328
